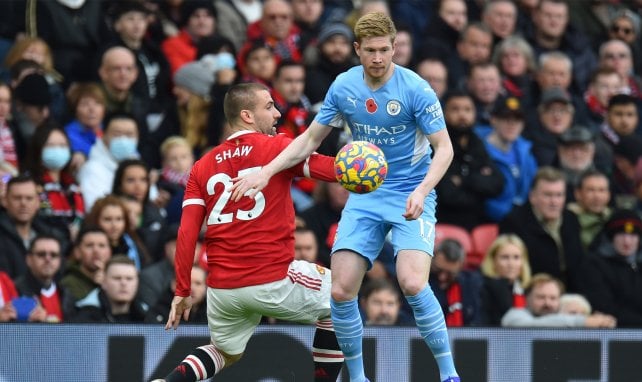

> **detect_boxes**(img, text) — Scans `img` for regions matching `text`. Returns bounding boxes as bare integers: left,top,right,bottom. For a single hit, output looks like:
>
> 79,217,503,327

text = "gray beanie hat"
173,53,236,98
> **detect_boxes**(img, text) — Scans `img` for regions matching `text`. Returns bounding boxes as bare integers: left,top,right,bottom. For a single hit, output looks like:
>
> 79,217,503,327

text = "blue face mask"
109,136,138,161
42,147,71,170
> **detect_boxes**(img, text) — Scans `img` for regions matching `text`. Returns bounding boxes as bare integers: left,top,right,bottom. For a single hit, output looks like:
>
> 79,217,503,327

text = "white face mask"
57,0,86,9
109,136,138,161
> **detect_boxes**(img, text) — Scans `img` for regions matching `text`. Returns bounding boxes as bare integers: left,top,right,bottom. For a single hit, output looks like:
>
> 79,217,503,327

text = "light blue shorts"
331,186,437,268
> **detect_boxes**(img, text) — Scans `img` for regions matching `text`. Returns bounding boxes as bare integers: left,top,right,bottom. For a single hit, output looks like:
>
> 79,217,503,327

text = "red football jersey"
175,131,336,295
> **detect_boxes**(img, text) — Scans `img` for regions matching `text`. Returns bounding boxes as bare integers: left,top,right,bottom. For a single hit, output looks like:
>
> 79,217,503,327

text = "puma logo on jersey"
346,96,357,108
215,145,253,163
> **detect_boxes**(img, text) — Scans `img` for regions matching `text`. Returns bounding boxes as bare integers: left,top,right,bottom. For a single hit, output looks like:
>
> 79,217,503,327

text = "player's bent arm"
415,128,454,197
174,203,206,297
300,153,337,182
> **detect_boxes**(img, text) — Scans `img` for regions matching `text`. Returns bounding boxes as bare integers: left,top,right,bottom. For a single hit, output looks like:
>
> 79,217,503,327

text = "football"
334,141,388,194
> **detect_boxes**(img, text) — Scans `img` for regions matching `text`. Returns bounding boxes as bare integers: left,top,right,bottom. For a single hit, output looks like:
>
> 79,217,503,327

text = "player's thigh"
207,288,262,356
388,197,437,257
331,250,369,298
253,260,333,323
332,199,388,268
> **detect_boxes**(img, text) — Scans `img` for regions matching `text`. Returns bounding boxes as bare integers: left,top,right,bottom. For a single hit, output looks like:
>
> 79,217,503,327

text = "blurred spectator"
14,234,65,323
215,0,263,51
421,0,467,58
138,224,179,308
415,57,448,100
567,0,624,51
499,167,584,291
111,159,167,260
78,112,140,210
146,264,207,324
579,209,642,327
299,181,349,267
584,66,626,131
612,135,642,208
429,238,482,327
501,273,616,327
344,0,390,29
449,22,493,90
24,121,84,241
157,136,194,225
239,0,302,73
25,0,107,87
481,0,518,46
526,0,597,94
97,46,160,167
390,23,414,69
294,226,318,263
2,37,66,120
525,87,574,166
60,226,111,316
559,293,592,316
292,0,324,58
479,234,532,326
553,126,601,202
493,35,536,103
162,0,218,74
595,93,639,177
0,174,68,279
436,90,504,229
475,96,538,222
104,1,172,115
84,195,151,271
71,255,148,323
0,270,17,322
568,169,613,251
467,62,503,126
64,83,106,172
12,73,51,145
239,41,277,87
172,55,221,153
304,22,356,106
0,82,21,177
598,39,642,99
607,9,642,76
360,278,407,326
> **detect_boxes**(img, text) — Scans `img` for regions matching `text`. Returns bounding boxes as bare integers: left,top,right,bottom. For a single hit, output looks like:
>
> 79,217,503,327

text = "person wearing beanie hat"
577,208,642,327
318,23,354,46
13,73,52,143
162,0,217,74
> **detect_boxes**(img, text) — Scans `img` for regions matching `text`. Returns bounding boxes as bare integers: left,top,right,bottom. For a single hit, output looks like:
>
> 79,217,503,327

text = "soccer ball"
334,141,388,194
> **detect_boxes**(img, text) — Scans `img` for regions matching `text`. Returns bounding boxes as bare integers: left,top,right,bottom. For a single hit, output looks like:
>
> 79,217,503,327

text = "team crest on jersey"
316,265,326,275
386,100,401,116
365,98,378,113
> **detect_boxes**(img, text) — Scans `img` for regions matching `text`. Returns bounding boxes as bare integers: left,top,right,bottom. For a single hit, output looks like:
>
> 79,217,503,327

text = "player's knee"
398,277,425,297
331,284,356,302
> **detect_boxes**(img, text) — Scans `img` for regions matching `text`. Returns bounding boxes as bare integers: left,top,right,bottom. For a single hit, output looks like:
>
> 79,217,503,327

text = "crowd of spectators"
0,0,641,328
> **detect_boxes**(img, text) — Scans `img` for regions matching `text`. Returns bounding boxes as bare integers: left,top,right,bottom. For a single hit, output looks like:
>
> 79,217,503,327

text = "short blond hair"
354,12,396,43
160,135,192,157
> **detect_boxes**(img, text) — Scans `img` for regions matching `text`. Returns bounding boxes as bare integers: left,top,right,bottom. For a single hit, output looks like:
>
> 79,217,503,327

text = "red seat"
469,223,500,269
434,223,473,256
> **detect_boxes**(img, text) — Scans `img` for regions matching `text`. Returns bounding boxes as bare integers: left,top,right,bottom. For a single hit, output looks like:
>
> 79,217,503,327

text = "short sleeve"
413,81,446,135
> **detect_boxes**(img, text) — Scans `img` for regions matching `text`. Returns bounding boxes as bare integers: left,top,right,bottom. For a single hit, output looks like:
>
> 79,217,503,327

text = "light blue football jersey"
315,64,446,193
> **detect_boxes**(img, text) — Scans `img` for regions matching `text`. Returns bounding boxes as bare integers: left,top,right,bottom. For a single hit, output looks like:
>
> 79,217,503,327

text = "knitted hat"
180,0,217,26
605,209,642,238
14,73,51,106
174,59,216,98
110,1,150,21
558,126,594,145
318,23,353,44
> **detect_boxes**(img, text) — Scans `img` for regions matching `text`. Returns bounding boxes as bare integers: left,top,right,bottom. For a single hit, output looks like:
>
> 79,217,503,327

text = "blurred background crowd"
0,0,641,329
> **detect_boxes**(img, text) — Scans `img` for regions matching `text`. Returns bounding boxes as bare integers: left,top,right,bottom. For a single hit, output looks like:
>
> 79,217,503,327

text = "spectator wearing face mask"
77,112,140,211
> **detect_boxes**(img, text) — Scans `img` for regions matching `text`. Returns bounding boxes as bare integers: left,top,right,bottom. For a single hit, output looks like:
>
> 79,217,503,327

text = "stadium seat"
469,223,500,269
434,223,473,257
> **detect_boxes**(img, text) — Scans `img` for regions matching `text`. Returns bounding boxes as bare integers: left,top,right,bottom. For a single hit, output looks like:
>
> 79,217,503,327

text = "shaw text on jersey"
215,145,253,163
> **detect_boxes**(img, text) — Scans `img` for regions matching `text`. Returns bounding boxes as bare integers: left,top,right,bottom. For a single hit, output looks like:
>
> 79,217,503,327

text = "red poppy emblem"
366,98,378,113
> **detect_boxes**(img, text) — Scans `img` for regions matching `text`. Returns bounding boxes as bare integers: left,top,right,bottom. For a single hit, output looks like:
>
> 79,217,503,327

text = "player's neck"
364,64,395,91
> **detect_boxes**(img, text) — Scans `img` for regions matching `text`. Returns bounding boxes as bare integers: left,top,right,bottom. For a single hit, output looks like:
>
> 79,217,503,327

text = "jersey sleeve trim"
182,198,206,208
303,157,311,178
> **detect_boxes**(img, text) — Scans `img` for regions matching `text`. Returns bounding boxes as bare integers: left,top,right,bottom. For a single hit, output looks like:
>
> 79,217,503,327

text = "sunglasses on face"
31,251,61,259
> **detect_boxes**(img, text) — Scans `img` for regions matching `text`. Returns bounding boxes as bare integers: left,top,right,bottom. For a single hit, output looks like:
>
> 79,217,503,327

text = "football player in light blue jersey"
232,12,459,382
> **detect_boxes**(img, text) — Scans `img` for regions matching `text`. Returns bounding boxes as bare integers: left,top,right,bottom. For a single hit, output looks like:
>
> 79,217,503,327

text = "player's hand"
230,171,269,202
403,190,427,220
165,295,193,331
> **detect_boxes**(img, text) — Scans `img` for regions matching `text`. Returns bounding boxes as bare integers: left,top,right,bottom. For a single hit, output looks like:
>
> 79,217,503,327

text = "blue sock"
330,298,366,382
406,285,458,381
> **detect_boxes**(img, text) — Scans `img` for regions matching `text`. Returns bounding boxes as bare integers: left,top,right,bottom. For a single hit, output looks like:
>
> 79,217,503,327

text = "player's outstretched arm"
403,128,454,220
230,120,331,201
165,295,193,330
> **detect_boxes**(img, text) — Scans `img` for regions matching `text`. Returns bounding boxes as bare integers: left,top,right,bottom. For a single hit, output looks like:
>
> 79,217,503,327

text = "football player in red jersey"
154,83,343,382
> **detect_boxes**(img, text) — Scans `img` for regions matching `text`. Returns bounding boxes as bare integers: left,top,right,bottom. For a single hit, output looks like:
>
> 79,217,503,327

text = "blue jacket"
475,126,538,222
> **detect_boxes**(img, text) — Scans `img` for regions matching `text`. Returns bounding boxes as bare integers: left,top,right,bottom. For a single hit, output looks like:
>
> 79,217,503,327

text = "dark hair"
576,168,609,190
196,35,237,59
28,233,61,254
74,225,109,248
6,173,38,193
112,159,150,204
360,278,400,301
8,59,43,82
435,238,466,262
24,119,71,180
608,93,638,110
103,111,138,133
441,89,474,108
274,59,304,79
